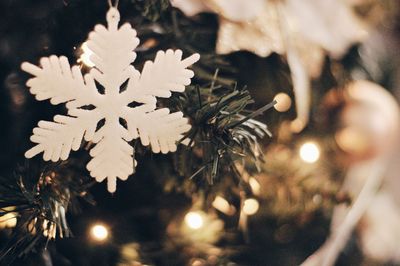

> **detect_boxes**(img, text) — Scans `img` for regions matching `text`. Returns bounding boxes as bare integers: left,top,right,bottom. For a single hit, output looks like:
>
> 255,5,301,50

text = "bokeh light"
184,211,204,230
212,196,235,215
249,177,261,195
299,142,320,163
185,211,204,229
273,92,292,112
212,196,230,214
242,198,260,216
90,223,109,242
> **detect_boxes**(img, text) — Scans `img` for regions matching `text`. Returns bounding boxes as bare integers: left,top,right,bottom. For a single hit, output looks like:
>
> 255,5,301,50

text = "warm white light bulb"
184,211,204,229
212,196,234,215
0,212,17,229
242,198,259,216
249,177,261,196
299,142,320,163
273,93,292,112
90,224,109,241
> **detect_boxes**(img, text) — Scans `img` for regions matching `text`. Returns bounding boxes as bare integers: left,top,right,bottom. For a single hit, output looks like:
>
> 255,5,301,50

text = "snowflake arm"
25,110,100,162
21,56,99,107
87,121,134,193
86,8,140,95
123,107,191,154
122,49,200,102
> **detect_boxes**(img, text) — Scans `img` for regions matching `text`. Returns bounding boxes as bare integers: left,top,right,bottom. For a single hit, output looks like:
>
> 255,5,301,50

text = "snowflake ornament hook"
107,0,119,8
21,7,200,192
106,8,120,31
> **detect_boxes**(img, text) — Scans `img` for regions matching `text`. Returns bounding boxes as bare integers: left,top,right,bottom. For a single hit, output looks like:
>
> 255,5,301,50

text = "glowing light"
273,93,292,112
242,198,259,216
312,194,322,205
43,220,56,239
191,259,206,266
0,213,17,228
0,207,17,229
249,177,261,195
90,224,109,241
78,42,95,67
212,196,235,215
299,142,320,163
184,211,204,229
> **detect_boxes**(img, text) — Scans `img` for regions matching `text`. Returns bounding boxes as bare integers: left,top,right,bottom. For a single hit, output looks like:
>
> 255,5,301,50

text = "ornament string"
107,0,119,8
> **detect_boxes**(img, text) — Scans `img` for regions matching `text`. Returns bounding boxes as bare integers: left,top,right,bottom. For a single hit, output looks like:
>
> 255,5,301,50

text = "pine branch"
0,161,94,264
173,75,275,188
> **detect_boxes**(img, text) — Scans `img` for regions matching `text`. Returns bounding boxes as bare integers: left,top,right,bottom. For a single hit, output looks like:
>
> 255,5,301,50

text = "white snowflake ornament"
22,7,200,192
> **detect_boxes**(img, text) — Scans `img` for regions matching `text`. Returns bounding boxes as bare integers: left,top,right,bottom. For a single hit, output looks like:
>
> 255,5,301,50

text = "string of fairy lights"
86,142,321,243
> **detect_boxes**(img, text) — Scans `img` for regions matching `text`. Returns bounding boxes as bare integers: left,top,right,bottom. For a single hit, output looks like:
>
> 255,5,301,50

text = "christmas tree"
0,0,399,265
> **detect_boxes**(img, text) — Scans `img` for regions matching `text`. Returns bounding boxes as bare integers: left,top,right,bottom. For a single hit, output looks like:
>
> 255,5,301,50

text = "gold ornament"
337,80,399,161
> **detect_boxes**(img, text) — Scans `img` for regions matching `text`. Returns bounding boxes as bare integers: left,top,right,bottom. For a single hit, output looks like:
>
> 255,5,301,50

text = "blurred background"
0,0,399,265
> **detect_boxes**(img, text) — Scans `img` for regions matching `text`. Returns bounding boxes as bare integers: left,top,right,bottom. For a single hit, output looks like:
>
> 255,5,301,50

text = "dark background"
0,1,399,265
